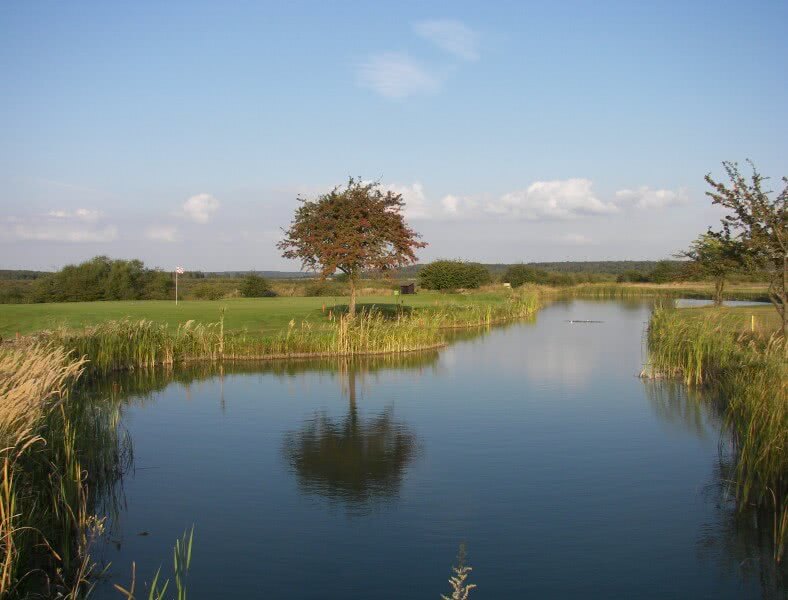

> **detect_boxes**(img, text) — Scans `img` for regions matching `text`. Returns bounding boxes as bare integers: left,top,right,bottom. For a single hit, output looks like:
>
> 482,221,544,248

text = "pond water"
90,300,784,599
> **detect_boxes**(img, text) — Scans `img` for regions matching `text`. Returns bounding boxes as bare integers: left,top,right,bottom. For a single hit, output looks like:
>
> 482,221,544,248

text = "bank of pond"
0,292,785,598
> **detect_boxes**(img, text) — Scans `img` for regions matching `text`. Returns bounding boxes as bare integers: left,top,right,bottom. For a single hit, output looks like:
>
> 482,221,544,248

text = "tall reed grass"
645,306,787,563
555,282,769,302
0,345,129,597
41,292,541,375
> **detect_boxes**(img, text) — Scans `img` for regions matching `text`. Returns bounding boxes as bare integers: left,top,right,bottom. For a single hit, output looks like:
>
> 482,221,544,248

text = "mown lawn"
0,292,503,337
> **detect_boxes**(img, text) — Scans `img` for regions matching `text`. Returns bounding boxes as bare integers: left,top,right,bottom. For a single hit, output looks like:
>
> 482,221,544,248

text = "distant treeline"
183,270,313,279
0,270,48,280
397,260,686,277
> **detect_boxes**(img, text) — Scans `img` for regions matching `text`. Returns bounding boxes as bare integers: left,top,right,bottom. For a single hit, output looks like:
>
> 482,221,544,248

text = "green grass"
677,304,781,336
36,293,540,375
0,293,493,338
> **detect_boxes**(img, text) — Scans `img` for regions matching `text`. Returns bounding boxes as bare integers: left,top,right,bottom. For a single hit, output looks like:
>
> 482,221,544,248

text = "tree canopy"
29,256,172,303
705,161,787,336
419,260,491,290
278,178,426,315
678,232,744,305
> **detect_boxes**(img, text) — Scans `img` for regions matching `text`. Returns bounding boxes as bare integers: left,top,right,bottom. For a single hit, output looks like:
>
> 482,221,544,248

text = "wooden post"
751,314,755,332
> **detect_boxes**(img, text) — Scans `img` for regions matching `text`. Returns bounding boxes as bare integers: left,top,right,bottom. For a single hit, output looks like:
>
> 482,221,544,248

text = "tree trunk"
348,275,357,318
714,277,725,307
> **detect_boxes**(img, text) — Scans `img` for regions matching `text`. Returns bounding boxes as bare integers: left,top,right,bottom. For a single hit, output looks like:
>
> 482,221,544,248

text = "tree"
502,264,549,287
677,232,744,306
418,260,491,290
240,273,275,297
705,161,787,339
649,260,683,284
278,178,426,316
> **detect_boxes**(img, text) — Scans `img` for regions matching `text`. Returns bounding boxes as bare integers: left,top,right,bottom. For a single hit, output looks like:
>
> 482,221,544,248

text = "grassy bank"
30,293,540,375
0,292,532,338
645,305,786,563
0,282,770,339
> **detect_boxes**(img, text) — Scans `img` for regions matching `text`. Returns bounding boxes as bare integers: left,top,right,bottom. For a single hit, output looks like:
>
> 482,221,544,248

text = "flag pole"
175,266,184,305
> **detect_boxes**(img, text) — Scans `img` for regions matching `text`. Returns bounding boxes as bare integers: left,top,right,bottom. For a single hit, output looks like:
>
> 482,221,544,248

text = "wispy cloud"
486,179,618,220
145,225,179,242
46,208,102,221
3,223,118,243
357,53,441,99
182,193,220,223
413,19,480,61
615,186,689,209
0,208,117,243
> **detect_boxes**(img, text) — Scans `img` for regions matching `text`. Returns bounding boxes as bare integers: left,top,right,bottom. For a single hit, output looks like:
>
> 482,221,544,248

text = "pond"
89,299,784,599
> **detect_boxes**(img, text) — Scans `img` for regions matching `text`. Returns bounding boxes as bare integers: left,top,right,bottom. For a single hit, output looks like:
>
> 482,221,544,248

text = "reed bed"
645,306,787,563
0,345,130,598
419,293,540,329
555,282,769,302
40,292,540,376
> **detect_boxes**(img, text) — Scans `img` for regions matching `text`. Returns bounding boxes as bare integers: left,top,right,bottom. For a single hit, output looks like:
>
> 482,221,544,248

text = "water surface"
91,300,784,598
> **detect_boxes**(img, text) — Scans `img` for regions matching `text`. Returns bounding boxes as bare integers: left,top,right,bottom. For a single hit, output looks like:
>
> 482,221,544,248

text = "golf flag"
176,266,185,275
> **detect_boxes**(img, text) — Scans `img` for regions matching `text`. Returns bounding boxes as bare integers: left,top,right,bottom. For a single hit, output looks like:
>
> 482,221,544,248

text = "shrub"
502,264,549,287
649,260,684,283
418,261,491,290
240,273,276,298
28,256,173,302
616,270,650,283
192,283,226,300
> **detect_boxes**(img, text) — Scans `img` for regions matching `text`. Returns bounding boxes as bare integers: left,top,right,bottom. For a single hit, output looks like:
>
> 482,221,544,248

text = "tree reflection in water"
283,363,419,508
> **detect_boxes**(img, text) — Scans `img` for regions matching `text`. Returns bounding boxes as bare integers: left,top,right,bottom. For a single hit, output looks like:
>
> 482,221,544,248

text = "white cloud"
46,208,102,221
380,182,431,219
145,225,179,242
486,179,618,220
357,53,441,99
182,193,219,223
413,19,480,61
615,186,689,209
440,194,477,217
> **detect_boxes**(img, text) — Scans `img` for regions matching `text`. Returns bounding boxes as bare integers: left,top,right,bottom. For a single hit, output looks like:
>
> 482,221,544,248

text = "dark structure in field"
399,283,416,295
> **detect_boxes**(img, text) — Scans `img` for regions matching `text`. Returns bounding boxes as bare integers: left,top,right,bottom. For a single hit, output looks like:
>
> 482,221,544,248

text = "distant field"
0,293,497,337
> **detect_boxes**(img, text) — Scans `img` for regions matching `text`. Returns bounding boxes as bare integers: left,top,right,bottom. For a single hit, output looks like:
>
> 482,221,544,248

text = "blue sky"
1,0,786,271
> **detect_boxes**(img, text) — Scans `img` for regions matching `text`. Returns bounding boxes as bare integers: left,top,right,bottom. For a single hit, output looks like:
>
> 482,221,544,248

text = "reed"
644,305,787,562
554,282,769,302
0,344,130,598
41,292,540,376
114,526,194,600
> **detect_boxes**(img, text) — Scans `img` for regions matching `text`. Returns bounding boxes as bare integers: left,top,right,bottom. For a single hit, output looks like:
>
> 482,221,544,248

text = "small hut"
399,283,416,295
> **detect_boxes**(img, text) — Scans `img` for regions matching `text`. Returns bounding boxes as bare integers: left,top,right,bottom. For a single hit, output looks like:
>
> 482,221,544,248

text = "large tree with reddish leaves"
278,178,427,316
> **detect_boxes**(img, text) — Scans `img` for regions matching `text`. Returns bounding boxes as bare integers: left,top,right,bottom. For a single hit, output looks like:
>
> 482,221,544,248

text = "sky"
1,0,787,271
